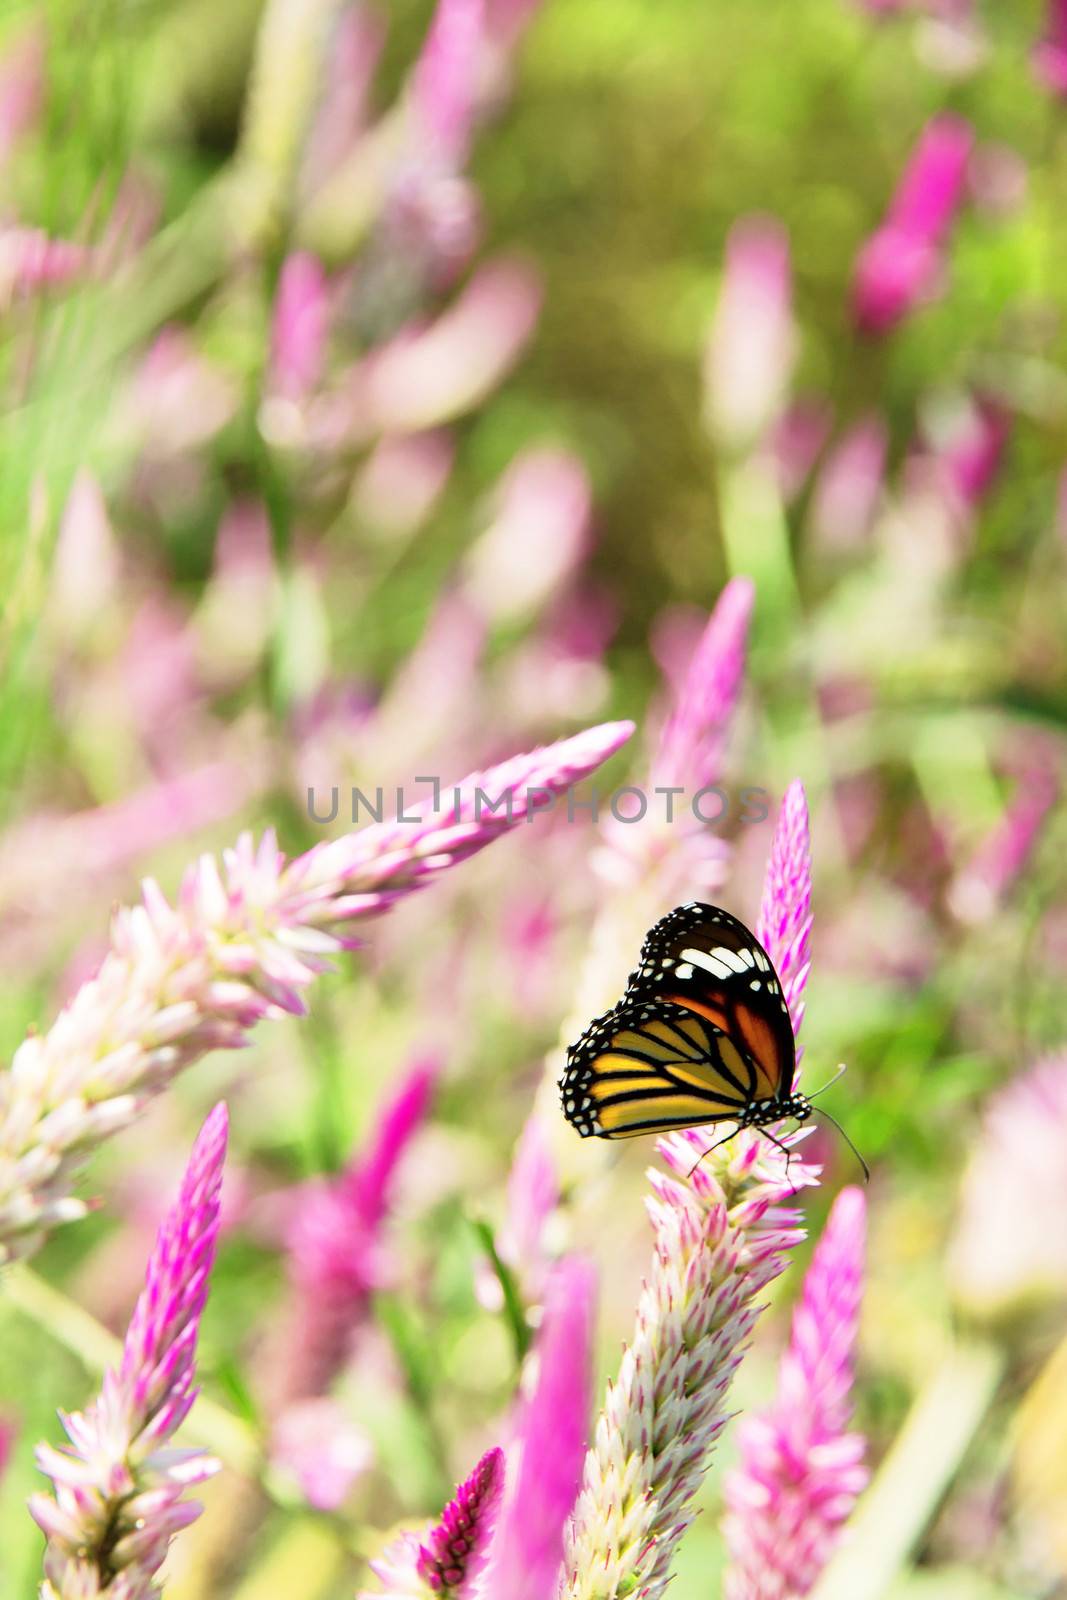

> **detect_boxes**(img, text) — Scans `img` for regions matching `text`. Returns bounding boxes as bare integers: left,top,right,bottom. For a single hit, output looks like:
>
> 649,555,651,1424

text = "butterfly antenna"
808,1062,848,1101
813,1107,870,1184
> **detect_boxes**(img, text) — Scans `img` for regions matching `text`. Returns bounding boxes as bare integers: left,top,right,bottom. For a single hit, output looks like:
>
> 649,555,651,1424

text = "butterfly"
560,901,813,1148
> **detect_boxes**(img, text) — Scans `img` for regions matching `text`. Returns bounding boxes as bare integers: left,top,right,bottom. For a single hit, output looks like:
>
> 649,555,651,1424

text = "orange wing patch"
732,1001,781,1098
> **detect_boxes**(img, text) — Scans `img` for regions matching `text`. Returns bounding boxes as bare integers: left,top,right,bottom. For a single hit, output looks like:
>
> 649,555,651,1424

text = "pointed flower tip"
417,1445,505,1595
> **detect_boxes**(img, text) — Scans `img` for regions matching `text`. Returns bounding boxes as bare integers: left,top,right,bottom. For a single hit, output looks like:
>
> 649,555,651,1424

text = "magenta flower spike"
279,1059,437,1398
757,779,813,1058
652,575,755,794
722,1186,868,1600
0,719,631,1264
30,1104,228,1598
362,1447,505,1599
852,115,974,335
487,1257,596,1600
562,783,820,1600
1034,0,1067,95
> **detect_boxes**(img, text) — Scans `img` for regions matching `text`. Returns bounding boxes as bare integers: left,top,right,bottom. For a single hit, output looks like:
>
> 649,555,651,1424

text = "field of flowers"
1,1,1066,1596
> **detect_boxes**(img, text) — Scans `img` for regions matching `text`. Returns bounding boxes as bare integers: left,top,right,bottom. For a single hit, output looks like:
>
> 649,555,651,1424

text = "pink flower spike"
757,779,813,1053
462,448,593,626
31,1106,227,1597
935,394,1010,511
948,770,1057,926
704,217,796,451
277,1059,437,1401
0,720,631,1264
653,576,755,793
1034,0,1067,95
852,116,974,335
413,0,486,169
488,1257,596,1600
354,258,542,435
270,252,329,401
887,114,974,246
809,414,888,553
498,1113,559,1301
722,1186,868,1600
562,1147,813,1600
417,1446,505,1597
0,1414,16,1483
347,1057,438,1229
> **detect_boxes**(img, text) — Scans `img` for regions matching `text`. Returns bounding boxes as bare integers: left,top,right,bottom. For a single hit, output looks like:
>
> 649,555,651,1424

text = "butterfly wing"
624,901,795,1103
560,996,758,1139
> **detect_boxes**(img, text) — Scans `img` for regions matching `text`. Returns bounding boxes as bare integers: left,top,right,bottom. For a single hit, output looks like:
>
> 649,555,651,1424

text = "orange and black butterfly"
560,901,813,1144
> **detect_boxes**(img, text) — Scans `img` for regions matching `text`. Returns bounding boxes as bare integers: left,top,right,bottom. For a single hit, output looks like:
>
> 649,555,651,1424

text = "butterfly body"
560,901,811,1142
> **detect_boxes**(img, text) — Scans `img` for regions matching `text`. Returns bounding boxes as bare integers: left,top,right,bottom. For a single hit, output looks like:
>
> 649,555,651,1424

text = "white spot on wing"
678,946,733,979
674,962,694,980
710,945,751,974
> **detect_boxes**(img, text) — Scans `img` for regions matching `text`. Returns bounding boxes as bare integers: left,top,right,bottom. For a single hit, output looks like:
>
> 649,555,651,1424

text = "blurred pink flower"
0,718,633,1262
948,769,1057,925
951,1055,1067,1320
270,252,329,401
722,1186,868,1600
652,575,755,796
353,258,541,433
278,1059,436,1398
929,393,1010,513
704,218,796,451
484,0,545,50
768,403,832,504
123,328,238,457
563,787,820,1599
809,415,888,553
0,225,89,308
30,1105,227,1597
363,1448,505,1598
0,1414,16,1484
196,499,277,684
488,1257,595,1600
300,3,387,191
1033,0,1067,95
48,472,121,643
354,431,456,539
271,1397,374,1510
413,0,485,169
462,448,593,625
852,115,974,335
498,1112,560,1301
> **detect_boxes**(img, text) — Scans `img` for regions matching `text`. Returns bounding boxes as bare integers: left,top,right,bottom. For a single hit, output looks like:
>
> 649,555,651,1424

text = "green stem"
810,1337,1006,1600
4,1262,261,1477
